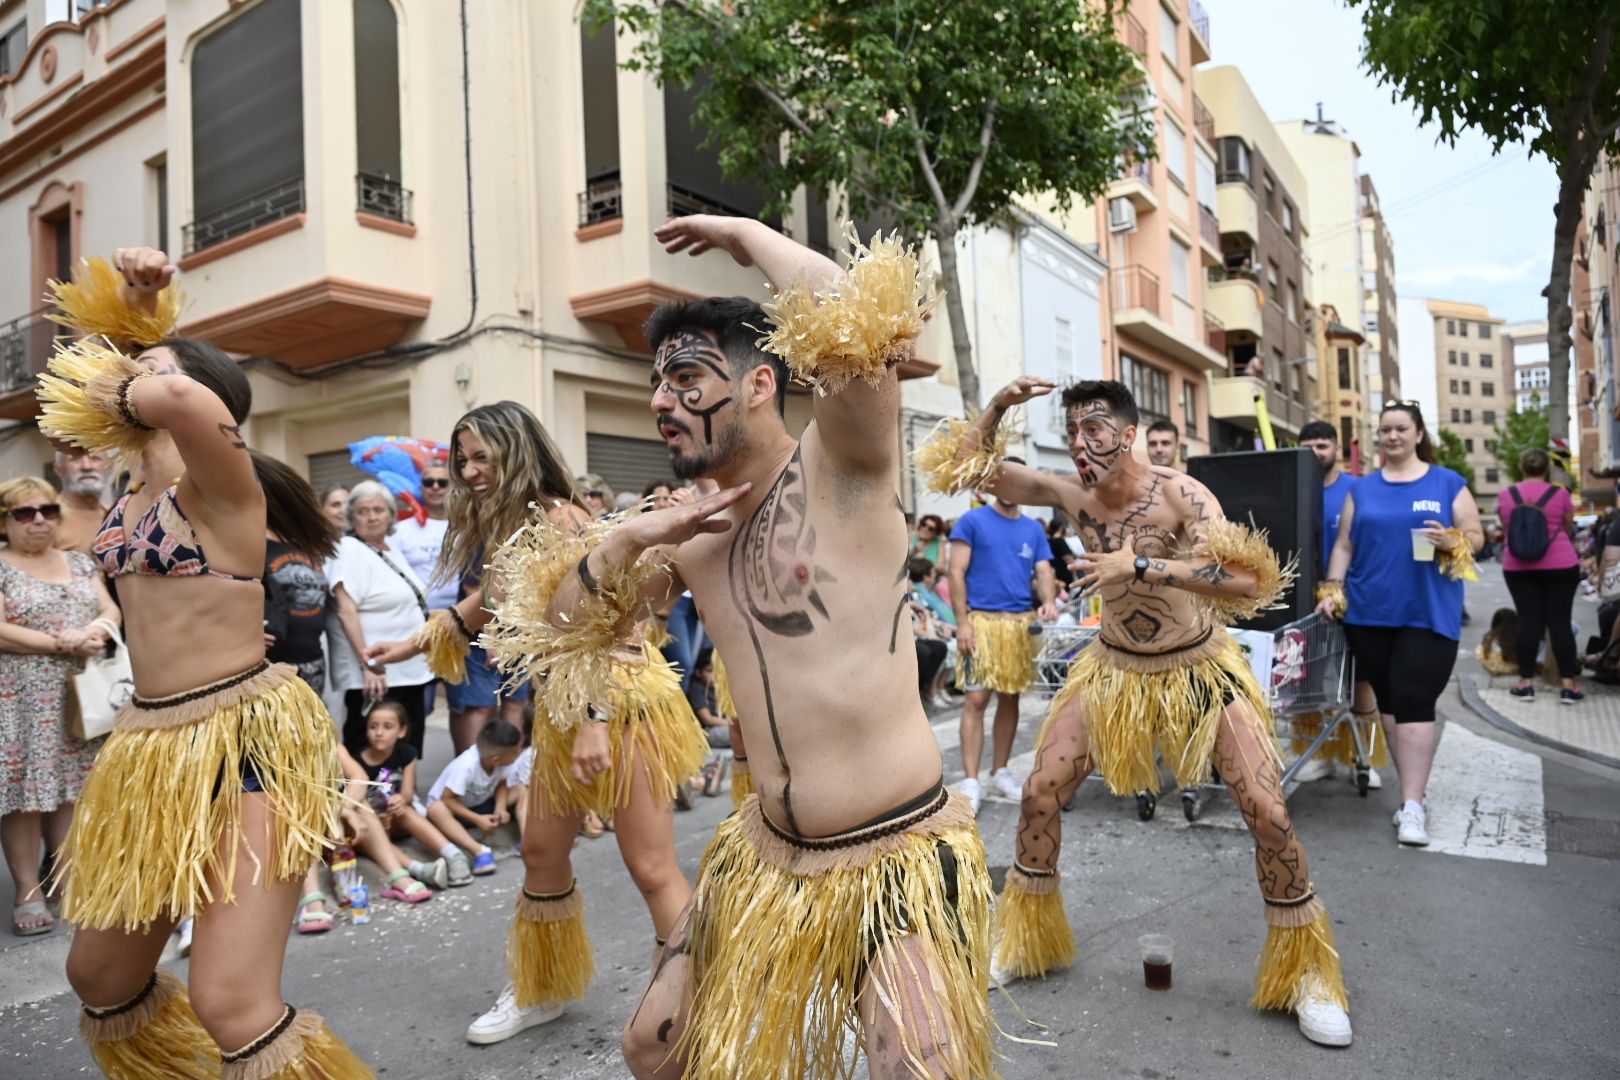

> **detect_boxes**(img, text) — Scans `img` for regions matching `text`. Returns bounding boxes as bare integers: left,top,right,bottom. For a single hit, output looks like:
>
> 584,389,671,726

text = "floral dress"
0,552,102,814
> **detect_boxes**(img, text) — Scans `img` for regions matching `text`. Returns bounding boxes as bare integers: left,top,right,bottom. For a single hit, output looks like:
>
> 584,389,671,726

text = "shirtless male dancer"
923,375,1354,1048
510,215,994,1079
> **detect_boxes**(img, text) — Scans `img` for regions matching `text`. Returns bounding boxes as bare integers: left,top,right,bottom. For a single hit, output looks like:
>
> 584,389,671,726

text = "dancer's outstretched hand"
617,485,751,552
655,215,756,266
112,247,178,295
991,376,1058,410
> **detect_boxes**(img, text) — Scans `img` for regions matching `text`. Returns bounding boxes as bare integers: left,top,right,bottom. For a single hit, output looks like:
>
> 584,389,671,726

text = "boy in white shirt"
426,720,524,880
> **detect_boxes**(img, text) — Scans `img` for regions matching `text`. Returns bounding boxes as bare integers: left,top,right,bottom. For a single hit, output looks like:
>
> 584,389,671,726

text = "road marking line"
1423,722,1547,865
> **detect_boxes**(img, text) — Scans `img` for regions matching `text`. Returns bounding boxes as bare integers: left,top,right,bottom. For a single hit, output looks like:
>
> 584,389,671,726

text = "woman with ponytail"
38,247,368,1078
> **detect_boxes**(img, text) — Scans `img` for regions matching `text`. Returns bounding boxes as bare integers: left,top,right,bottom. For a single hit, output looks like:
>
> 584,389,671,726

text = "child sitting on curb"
425,719,523,877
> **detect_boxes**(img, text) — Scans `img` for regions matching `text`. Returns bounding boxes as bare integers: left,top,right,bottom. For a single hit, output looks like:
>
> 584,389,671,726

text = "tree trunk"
932,222,981,417
1544,163,1588,446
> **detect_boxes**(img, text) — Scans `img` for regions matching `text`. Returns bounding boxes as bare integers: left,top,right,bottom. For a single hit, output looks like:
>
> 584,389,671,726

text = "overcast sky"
1200,0,1561,328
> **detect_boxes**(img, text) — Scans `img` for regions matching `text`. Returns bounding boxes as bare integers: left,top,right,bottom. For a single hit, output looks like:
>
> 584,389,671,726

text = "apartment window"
1462,380,1471,394
1448,349,1457,365
1282,200,1295,237
188,0,304,253
1449,379,1459,393
1480,353,1493,368
1159,5,1179,66
1465,438,1475,452
1483,410,1496,425
1486,468,1500,484
1122,354,1171,424
1164,120,1187,186
1217,137,1251,184
1287,281,1300,323
1451,408,1460,422
1446,319,1456,334
579,11,622,224
666,77,778,225
1182,382,1198,439
1483,381,1494,397
1170,238,1192,300
1464,408,1473,423
1196,146,1218,215
1458,321,1468,338
1263,173,1277,217
1340,417,1354,449
1054,316,1075,380
149,158,168,250
353,0,406,221
1338,348,1352,390
1266,260,1280,305
0,20,24,77
1478,322,1492,340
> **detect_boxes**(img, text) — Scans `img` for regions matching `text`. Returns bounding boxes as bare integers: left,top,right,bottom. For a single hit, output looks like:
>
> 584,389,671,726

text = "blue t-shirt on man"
949,505,1049,612
1322,473,1357,572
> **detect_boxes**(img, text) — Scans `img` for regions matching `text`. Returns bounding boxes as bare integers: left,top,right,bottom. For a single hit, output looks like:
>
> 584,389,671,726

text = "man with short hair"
1145,418,1180,468
1299,421,1352,575
52,449,112,555
393,459,458,611
948,459,1057,812
531,215,994,1078
925,374,1352,1048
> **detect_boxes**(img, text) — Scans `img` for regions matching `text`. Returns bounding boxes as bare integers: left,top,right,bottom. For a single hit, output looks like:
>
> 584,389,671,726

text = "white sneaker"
957,777,983,814
988,767,1023,801
1364,768,1383,790
465,984,565,1045
176,918,193,958
987,940,1021,989
1395,807,1430,846
1292,757,1334,783
1295,979,1352,1046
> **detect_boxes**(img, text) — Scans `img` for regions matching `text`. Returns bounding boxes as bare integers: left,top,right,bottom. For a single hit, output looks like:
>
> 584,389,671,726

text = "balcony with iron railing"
1193,95,1216,146
578,172,624,229
357,173,413,225
0,309,69,419
1112,265,1161,317
1198,203,1221,260
1118,10,1147,55
1189,0,1211,63
1112,158,1158,212
1204,310,1225,354
182,177,306,257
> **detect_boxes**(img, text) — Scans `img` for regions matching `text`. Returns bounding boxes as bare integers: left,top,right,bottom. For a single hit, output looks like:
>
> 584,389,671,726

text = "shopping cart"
1180,612,1383,822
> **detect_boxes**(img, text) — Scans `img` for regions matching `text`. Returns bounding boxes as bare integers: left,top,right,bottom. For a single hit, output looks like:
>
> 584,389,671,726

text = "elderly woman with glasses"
909,512,947,567
0,477,120,937
326,479,433,756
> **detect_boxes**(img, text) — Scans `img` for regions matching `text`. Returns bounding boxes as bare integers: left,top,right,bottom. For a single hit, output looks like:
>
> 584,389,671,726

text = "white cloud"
1398,254,1543,289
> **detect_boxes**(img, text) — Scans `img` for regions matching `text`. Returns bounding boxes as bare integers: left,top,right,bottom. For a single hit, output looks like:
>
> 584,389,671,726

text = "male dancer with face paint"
922,375,1354,1049
510,215,993,1079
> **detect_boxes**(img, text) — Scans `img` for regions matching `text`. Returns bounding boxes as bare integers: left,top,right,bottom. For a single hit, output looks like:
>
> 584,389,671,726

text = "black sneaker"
1508,684,1535,700
1561,688,1584,705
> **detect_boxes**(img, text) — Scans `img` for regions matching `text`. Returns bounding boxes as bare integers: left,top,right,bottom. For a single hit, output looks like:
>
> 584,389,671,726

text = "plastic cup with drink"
1139,933,1174,990
1410,527,1436,562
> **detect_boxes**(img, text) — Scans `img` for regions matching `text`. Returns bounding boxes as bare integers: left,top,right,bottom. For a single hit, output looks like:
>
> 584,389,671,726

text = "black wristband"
576,552,601,596
446,606,472,640
116,374,154,431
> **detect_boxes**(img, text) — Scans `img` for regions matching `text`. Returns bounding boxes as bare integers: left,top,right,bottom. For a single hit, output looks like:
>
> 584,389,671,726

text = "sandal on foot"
580,812,606,839
295,893,333,934
381,869,433,903
11,899,53,936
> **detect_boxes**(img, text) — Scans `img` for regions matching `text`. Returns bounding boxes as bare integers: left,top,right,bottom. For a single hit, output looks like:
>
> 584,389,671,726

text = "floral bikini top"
94,485,261,584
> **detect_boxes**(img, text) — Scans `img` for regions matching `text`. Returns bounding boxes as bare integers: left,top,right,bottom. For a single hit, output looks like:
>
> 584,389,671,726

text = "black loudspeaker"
1186,448,1322,632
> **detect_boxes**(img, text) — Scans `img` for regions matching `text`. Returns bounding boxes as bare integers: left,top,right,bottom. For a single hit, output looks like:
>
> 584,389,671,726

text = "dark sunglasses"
421,478,450,489
8,504,61,523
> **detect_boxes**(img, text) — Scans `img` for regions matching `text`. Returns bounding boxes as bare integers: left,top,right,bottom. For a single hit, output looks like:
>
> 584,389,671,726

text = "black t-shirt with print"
264,540,329,665
358,741,419,787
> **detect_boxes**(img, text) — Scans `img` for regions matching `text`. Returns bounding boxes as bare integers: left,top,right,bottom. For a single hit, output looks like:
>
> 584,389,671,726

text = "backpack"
1505,484,1558,561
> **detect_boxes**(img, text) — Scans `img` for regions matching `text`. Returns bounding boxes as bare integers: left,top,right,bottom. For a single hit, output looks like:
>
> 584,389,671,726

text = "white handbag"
69,627,135,742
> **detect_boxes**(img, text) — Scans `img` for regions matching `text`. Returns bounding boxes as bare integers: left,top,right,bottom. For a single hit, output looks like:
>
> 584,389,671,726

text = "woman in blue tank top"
1317,401,1483,848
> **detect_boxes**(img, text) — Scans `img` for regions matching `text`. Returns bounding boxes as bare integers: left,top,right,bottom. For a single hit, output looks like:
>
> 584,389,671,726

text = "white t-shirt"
325,536,432,693
508,746,535,788
392,516,457,610
427,745,511,807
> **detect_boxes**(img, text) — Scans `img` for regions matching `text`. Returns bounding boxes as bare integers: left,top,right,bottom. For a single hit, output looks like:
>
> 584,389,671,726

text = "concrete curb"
1459,673,1620,772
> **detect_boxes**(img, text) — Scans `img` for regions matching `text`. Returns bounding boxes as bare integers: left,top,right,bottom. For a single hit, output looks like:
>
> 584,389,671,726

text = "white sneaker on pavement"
1395,806,1430,846
466,984,565,1045
410,858,449,890
1292,756,1334,783
957,777,983,814
989,767,1023,801
1295,979,1352,1046
1364,767,1382,790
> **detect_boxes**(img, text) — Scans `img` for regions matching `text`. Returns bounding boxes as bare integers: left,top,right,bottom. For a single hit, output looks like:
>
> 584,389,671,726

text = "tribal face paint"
651,330,743,480
1066,400,1129,486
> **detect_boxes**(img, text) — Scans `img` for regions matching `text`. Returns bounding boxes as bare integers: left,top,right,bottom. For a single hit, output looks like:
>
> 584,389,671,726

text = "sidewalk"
1464,671,1620,770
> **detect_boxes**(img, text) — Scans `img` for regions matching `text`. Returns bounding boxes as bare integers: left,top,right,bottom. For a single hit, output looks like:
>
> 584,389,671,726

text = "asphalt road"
4,559,1617,1078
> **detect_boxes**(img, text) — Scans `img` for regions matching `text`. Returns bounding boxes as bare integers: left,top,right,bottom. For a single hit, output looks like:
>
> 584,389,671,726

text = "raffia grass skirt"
1049,630,1277,796
59,662,340,931
1288,711,1390,768
675,788,994,1080
956,609,1038,694
528,646,708,820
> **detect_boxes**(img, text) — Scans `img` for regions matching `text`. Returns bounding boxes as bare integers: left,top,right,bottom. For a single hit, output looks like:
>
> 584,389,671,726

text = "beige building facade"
1,0,979,497
1359,174,1399,415
1428,299,1506,498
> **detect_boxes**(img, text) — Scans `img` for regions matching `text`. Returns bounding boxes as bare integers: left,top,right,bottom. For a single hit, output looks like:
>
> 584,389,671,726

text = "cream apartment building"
1,0,990,496
1359,175,1400,414
1428,299,1506,498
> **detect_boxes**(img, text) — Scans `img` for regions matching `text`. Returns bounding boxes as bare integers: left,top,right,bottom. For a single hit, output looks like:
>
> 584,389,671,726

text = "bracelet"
576,553,601,596
446,606,472,640
116,373,154,431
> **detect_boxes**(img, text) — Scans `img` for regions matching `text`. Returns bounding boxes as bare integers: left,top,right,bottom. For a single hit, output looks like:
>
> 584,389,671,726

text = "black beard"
669,420,745,480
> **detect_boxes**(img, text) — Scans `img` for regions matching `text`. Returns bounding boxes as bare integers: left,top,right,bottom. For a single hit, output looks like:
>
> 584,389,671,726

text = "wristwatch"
1133,556,1151,582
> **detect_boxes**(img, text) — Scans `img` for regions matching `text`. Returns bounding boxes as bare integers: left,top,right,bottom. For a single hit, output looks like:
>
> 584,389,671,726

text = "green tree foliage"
1435,427,1476,488
584,0,1152,414
1351,2,1620,446
1492,400,1549,483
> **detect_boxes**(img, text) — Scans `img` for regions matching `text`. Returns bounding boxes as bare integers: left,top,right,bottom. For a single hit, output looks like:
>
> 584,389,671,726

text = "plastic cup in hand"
1139,933,1174,990
1410,528,1436,562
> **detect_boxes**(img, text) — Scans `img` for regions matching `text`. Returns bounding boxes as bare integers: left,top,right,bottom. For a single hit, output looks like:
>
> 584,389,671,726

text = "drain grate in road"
1546,812,1620,860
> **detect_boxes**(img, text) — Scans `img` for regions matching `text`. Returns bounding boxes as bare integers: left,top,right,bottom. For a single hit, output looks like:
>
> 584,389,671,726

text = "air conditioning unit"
1108,198,1138,234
